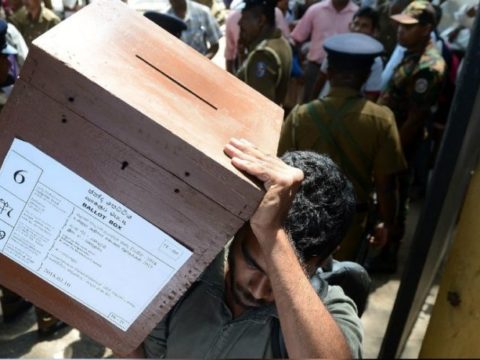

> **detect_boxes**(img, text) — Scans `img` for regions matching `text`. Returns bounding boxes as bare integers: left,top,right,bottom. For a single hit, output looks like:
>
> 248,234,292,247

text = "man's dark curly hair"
281,151,356,262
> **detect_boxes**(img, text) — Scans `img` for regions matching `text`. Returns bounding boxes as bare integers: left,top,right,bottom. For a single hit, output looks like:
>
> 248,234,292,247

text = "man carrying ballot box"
127,138,363,358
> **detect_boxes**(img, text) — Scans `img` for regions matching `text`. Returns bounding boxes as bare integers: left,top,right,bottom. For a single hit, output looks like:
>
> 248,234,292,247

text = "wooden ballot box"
0,0,283,354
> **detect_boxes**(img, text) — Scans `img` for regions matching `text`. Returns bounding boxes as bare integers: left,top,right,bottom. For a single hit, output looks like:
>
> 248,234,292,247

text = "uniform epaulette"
8,7,28,25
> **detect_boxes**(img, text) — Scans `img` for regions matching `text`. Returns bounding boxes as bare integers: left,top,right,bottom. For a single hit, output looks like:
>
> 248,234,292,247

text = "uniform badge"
255,61,267,78
414,78,429,94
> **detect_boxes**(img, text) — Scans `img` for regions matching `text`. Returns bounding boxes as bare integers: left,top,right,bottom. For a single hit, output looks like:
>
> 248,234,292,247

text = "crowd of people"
0,0,477,357
149,0,476,271
220,0,474,272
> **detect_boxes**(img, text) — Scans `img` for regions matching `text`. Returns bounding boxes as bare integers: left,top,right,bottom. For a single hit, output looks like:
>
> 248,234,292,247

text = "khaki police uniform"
9,5,60,46
236,29,292,106
278,87,406,260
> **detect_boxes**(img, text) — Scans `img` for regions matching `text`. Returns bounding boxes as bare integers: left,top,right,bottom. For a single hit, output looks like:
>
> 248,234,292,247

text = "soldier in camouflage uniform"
371,0,445,272
236,0,292,106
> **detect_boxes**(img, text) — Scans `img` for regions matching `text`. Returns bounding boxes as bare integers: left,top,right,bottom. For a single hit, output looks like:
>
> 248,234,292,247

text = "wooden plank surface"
0,0,285,353
0,80,242,354
20,0,284,220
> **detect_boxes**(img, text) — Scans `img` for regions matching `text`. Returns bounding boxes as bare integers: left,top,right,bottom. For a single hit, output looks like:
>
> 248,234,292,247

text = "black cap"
324,33,383,70
0,20,17,56
242,0,277,11
144,12,187,38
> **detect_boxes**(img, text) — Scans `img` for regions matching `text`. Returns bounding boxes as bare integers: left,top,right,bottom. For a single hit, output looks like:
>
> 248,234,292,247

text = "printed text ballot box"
0,0,283,354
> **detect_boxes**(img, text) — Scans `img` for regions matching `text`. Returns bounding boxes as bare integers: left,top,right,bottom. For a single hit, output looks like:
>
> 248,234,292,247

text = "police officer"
9,0,60,47
144,12,187,38
236,0,292,106
373,0,445,272
278,33,406,262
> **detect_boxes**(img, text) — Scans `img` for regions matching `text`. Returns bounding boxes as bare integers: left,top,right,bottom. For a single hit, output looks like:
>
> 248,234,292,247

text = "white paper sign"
0,139,192,331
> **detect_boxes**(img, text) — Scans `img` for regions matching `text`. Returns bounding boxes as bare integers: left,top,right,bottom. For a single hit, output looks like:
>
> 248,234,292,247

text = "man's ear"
259,13,268,28
421,23,433,37
305,256,324,276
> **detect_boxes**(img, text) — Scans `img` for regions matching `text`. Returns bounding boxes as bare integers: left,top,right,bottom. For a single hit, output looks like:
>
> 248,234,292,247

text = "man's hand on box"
223,138,303,248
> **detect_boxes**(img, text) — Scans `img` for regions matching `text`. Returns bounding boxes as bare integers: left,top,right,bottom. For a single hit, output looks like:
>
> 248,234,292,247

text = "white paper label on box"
0,139,192,331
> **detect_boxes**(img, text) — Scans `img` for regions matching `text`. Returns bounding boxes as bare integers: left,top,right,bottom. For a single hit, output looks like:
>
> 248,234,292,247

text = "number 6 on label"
14,170,27,184
0,147,41,202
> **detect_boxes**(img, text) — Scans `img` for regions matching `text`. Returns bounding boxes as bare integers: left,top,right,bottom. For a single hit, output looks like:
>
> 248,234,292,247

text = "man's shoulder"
292,101,320,120
406,45,446,97
226,9,241,25
289,98,394,126
418,44,446,75
249,47,279,64
41,7,61,23
266,32,290,47
324,284,354,304
293,98,352,121
189,0,212,15
244,49,282,87
361,100,395,121
346,1,359,13
307,1,331,13
280,103,317,134
263,35,292,59
9,7,28,25
324,285,363,357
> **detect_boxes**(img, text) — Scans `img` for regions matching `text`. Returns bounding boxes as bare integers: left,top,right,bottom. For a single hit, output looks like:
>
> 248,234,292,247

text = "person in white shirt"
313,6,383,101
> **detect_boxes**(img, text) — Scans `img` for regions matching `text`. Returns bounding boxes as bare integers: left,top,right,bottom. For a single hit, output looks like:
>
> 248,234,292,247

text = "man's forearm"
205,43,219,59
400,109,429,150
226,59,236,74
312,72,327,100
261,229,352,359
375,177,396,229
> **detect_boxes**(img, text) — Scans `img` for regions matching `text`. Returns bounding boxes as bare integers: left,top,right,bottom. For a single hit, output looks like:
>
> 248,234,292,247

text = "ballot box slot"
135,54,218,111
27,82,246,225
15,73,249,225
